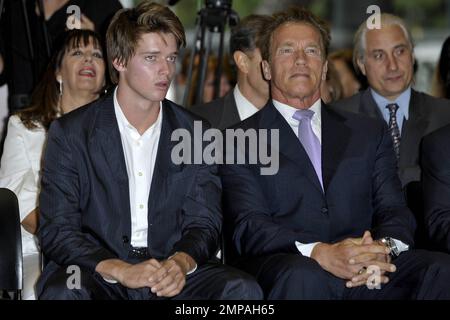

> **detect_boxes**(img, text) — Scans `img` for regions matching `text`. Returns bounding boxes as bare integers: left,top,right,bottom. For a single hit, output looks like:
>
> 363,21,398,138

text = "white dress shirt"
114,90,162,248
234,85,259,121
272,99,409,257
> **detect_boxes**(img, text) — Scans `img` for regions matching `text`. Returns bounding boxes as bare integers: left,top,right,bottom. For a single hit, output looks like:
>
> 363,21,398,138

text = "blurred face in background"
203,71,232,103
332,58,360,98
357,24,414,101
56,37,106,98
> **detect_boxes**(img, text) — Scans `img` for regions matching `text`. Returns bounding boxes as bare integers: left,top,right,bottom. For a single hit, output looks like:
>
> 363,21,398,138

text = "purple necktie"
292,109,323,190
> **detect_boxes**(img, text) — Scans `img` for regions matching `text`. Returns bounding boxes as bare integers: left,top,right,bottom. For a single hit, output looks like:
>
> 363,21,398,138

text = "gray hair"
353,13,414,73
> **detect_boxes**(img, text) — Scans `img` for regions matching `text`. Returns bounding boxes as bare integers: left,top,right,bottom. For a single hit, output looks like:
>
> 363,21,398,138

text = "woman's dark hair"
18,29,105,130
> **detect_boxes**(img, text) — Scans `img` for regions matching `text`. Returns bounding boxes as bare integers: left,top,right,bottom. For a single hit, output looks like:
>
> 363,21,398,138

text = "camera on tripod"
176,0,239,107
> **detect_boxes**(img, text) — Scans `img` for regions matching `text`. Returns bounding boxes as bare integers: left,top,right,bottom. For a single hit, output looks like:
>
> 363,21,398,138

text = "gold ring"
358,267,367,275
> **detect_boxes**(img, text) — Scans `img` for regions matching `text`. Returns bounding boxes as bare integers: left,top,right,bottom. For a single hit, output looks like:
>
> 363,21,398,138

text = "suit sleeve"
370,124,416,246
422,131,450,252
170,163,222,265
39,121,116,272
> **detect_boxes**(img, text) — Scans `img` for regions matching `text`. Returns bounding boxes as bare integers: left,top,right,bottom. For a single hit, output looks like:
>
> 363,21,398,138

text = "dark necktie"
385,103,401,159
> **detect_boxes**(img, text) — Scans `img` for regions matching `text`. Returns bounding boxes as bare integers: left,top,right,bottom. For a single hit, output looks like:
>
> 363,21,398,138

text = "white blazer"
0,115,46,256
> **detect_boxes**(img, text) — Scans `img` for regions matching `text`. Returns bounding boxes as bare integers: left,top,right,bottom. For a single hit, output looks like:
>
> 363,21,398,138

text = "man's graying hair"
353,13,414,73
229,14,272,55
259,6,331,62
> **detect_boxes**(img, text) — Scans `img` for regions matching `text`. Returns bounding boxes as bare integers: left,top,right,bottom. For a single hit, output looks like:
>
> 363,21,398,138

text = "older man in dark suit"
36,2,262,300
332,13,450,188
221,7,450,300
191,14,271,130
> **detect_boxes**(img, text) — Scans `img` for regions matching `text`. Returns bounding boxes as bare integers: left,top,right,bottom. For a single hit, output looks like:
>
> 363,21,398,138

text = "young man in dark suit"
191,14,271,130
422,124,450,253
36,1,262,300
332,14,450,188
221,7,450,299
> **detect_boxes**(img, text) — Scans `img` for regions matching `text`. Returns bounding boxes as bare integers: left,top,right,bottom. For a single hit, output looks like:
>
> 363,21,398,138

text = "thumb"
361,230,373,244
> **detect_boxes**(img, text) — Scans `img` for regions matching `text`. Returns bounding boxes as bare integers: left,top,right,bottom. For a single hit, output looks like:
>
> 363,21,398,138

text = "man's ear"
322,60,328,81
112,58,126,72
233,51,249,74
356,58,366,76
261,60,271,81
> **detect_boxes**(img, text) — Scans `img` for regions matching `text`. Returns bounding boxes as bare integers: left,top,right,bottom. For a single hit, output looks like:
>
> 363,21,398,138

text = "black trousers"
38,261,263,300
237,250,450,300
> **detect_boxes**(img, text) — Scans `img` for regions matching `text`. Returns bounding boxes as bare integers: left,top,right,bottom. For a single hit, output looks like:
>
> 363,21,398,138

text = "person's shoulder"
414,90,450,110
164,99,213,130
326,103,386,133
55,94,110,132
190,96,227,120
7,114,44,134
330,91,365,112
423,122,450,146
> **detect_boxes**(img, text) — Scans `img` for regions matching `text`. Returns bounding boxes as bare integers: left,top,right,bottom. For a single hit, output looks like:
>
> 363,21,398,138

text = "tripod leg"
213,24,226,101
182,20,203,108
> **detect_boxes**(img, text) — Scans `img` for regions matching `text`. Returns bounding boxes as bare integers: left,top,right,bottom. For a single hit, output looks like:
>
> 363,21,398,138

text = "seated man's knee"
38,266,94,300
264,254,331,299
219,268,264,300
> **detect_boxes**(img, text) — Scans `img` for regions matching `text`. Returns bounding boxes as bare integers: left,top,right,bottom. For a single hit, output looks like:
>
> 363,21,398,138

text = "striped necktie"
385,103,401,159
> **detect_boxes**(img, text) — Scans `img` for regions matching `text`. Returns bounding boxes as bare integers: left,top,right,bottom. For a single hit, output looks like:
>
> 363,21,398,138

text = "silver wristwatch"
380,237,400,258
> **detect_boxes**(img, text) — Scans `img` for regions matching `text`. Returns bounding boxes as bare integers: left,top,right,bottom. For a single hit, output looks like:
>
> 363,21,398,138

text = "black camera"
205,0,233,10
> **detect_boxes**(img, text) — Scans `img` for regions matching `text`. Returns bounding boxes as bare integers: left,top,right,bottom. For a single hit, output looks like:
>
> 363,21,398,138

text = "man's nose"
386,54,399,71
295,49,307,65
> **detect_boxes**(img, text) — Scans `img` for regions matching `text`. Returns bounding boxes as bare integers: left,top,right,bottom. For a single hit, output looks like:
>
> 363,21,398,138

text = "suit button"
321,207,328,214
122,236,129,244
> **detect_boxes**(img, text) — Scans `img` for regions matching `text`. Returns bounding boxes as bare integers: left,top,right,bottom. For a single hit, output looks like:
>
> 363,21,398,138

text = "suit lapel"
146,100,183,224
259,102,323,193
92,93,131,233
360,89,384,120
321,104,351,193
398,90,428,167
217,91,241,130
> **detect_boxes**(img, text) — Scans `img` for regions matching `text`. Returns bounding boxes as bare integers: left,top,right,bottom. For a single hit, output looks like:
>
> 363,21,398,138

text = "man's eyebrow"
138,50,179,55
278,41,296,47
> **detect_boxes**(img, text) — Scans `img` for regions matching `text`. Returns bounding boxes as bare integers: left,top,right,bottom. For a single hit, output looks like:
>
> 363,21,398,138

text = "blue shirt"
370,87,411,135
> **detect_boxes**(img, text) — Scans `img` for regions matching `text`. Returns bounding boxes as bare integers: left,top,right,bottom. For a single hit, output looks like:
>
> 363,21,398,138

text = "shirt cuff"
295,241,320,257
102,277,118,284
392,238,409,253
186,263,197,275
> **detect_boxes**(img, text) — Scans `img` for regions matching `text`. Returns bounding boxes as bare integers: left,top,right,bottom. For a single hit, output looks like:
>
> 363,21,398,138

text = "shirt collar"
233,85,259,121
370,86,411,121
272,98,322,127
113,87,163,138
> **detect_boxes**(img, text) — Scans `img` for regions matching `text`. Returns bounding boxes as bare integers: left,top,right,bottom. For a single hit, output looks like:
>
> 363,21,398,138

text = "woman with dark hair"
0,29,106,300
432,36,450,99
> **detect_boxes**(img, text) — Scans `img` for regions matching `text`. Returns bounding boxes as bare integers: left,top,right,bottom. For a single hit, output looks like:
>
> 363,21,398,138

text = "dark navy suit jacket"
38,92,222,280
422,124,450,253
221,101,416,262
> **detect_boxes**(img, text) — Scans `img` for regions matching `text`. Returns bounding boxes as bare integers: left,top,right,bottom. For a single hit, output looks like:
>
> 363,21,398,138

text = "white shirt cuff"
295,241,320,257
186,263,197,275
102,277,118,284
392,238,409,253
